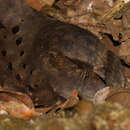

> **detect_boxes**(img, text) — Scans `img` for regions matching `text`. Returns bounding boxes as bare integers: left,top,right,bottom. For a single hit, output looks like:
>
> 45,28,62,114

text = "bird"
0,0,125,107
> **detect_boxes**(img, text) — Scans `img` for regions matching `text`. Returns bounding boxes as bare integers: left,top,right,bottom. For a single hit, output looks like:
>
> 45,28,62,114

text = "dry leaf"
57,90,79,109
0,89,34,108
0,89,41,118
24,0,55,11
93,87,130,109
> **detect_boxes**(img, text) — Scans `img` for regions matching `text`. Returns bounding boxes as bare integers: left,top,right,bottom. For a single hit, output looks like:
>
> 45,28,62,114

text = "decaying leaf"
0,101,41,118
57,90,79,110
93,87,110,104
24,0,55,11
93,87,130,109
0,89,41,118
0,89,34,108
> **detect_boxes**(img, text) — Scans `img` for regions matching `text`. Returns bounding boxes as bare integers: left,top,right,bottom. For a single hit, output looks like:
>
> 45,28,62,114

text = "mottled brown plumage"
0,0,125,106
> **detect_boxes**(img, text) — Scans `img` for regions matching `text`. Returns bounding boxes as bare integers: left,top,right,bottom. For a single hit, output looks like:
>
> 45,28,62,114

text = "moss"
0,103,129,130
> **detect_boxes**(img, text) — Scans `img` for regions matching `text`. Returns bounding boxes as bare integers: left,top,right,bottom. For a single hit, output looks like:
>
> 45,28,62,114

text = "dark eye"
34,97,39,102
12,25,20,34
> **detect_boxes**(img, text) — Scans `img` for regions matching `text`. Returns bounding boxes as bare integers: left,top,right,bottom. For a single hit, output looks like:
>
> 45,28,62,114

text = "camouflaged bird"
0,0,125,107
